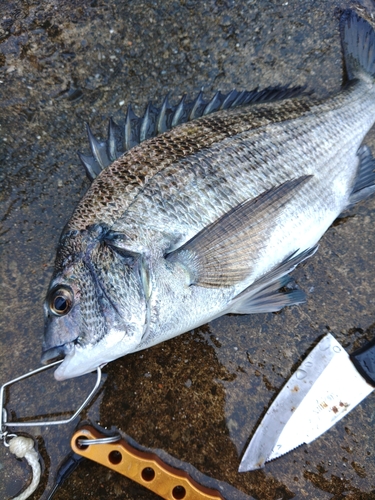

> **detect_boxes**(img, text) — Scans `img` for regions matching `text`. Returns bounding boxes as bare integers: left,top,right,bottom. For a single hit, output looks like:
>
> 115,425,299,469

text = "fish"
42,10,375,380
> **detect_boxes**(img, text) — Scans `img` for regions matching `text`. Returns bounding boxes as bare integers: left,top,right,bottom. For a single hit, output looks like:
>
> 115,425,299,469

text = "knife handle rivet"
296,369,307,380
141,467,155,481
172,485,187,499
109,450,122,465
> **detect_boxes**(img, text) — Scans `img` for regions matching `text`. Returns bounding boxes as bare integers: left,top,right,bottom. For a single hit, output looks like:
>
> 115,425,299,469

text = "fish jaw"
42,225,150,379
52,325,143,380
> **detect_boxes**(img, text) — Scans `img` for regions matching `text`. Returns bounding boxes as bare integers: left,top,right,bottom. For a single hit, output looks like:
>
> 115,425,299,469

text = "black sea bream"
42,11,375,380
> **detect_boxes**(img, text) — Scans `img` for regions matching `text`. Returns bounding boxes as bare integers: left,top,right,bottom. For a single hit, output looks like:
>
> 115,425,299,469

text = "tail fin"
340,10,375,80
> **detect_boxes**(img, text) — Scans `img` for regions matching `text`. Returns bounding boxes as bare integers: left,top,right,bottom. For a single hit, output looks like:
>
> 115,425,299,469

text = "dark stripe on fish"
69,97,312,231
79,86,308,181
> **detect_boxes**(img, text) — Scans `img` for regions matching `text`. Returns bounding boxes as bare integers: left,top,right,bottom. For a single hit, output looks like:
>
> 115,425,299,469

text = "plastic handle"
350,336,375,387
71,426,224,500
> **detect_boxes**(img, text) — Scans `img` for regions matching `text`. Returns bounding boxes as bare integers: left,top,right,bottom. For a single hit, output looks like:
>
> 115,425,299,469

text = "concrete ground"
1,0,375,498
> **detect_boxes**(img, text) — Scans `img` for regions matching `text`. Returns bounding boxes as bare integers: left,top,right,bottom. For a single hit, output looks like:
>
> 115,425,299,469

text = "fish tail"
340,10,375,81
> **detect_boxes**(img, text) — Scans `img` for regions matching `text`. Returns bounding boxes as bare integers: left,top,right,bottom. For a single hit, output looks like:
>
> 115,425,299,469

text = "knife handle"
350,337,375,387
71,426,224,500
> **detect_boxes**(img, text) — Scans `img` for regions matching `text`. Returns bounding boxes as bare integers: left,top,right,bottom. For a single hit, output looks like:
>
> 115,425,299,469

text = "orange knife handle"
71,426,224,500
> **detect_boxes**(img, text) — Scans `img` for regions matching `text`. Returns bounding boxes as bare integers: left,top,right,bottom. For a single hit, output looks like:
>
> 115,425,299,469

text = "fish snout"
41,344,68,365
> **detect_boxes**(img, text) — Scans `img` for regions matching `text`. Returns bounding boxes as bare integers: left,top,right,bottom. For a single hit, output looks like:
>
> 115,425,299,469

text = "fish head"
42,225,148,380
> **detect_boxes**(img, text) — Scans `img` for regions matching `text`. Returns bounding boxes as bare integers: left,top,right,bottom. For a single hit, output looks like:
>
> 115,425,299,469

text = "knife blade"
239,333,375,472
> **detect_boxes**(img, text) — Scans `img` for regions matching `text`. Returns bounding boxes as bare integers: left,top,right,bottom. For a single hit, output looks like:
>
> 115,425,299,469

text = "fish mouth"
41,342,74,365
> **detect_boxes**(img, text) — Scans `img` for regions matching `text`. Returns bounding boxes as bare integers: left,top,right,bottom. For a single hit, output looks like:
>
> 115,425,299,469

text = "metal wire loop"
2,431,18,447
0,361,102,441
77,434,121,446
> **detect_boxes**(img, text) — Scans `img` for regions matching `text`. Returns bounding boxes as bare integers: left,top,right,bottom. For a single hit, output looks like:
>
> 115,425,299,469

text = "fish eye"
49,286,73,316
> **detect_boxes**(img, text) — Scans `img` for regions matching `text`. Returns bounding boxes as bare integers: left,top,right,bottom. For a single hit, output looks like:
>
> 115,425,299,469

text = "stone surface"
1,1,375,499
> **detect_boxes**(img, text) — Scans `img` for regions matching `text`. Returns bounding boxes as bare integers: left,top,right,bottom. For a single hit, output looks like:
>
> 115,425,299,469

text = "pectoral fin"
167,176,312,288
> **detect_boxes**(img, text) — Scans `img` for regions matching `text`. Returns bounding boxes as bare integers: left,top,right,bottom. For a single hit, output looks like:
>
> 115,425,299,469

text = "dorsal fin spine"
79,85,307,181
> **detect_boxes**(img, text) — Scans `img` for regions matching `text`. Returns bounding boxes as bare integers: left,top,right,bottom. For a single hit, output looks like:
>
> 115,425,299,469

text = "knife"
239,333,375,472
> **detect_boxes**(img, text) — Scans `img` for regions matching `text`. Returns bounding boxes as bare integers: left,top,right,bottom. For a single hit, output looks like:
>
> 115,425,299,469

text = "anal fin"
227,246,317,314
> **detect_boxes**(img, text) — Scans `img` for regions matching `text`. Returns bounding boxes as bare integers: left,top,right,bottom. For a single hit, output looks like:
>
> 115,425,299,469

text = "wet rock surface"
1,0,375,499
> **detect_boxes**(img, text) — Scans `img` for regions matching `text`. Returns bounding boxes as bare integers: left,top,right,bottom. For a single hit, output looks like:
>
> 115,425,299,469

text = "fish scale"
114,88,370,250
68,97,314,232
42,10,375,380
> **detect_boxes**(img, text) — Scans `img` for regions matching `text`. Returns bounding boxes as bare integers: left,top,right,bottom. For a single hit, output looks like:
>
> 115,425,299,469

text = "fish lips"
41,339,104,381
41,341,75,365
41,340,96,380
51,343,103,381
49,326,141,381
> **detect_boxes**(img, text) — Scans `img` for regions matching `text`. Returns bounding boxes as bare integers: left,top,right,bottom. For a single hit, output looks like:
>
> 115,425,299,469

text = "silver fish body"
42,11,375,380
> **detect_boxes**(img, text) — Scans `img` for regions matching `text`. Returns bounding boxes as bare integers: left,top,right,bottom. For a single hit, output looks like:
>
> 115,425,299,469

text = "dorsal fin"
79,85,307,182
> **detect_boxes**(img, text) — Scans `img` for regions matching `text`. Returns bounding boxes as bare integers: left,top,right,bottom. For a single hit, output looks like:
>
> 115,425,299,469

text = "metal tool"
1,361,102,500
0,361,102,439
239,333,375,471
71,425,225,500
